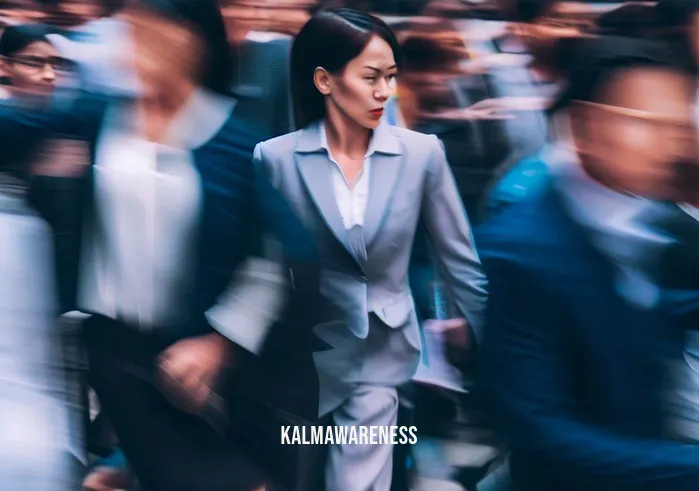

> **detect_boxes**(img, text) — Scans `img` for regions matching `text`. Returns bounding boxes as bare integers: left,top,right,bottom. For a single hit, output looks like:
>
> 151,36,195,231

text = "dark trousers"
83,315,313,491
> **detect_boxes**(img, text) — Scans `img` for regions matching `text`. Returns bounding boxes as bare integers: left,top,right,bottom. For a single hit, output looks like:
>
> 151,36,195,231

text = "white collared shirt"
319,121,376,229
80,89,286,352
80,89,236,329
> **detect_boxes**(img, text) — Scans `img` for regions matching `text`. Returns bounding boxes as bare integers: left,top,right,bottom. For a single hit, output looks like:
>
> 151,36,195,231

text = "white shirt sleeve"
205,236,287,355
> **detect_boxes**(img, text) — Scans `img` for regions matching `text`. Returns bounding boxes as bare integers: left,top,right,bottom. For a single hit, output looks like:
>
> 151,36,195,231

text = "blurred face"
0,0,45,26
55,0,102,26
120,4,205,99
315,35,398,130
221,2,311,39
3,41,61,98
572,68,699,202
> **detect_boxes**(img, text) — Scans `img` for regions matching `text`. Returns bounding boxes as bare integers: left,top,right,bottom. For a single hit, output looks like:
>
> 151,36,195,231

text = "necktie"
649,204,699,292
645,203,699,333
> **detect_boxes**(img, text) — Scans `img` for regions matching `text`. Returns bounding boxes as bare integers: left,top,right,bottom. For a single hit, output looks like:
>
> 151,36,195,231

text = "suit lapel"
363,123,404,247
295,151,352,253
364,152,405,247
294,121,404,263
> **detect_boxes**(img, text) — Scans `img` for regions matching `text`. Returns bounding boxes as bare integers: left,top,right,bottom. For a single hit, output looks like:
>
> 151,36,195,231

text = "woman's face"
3,41,60,98
121,5,205,99
317,35,398,130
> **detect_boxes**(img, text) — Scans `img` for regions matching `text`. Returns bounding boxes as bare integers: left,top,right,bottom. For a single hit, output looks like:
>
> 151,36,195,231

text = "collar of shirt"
547,138,672,257
548,140,671,307
317,118,379,160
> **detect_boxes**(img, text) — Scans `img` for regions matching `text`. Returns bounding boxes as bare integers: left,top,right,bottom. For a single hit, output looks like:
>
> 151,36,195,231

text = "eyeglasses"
6,55,71,73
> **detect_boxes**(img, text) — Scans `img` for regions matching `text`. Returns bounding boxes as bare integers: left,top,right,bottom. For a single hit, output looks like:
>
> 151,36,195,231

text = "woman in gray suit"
253,9,488,491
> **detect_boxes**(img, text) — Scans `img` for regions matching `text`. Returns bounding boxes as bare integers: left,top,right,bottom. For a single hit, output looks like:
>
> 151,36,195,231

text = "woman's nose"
41,63,56,83
374,80,391,101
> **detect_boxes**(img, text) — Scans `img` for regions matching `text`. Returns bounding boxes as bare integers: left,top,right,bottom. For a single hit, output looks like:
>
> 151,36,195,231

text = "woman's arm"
419,135,488,345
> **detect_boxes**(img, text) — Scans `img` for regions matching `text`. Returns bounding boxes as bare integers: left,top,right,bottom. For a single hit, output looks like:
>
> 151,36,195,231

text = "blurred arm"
420,136,488,344
206,142,317,354
482,254,699,489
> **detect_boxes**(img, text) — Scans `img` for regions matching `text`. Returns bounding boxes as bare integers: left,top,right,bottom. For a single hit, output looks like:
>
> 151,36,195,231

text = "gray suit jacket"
254,122,487,399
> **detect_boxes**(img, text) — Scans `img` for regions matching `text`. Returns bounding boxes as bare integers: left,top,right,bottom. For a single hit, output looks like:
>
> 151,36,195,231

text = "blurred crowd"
4,0,699,491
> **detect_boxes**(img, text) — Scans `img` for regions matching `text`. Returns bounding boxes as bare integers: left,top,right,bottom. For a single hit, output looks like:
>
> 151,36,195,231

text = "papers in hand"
412,320,467,393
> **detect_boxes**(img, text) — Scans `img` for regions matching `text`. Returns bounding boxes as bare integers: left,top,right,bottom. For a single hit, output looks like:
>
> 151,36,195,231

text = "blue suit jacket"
474,184,699,491
0,91,321,420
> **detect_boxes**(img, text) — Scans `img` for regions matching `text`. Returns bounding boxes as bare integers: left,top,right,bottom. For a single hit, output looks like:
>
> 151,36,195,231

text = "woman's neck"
137,79,197,143
324,106,371,160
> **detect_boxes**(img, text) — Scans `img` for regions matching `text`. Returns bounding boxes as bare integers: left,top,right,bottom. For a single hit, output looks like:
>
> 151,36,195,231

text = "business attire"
642,203,699,441
651,99,699,441
0,172,73,490
476,147,699,491
0,88,322,491
254,120,488,491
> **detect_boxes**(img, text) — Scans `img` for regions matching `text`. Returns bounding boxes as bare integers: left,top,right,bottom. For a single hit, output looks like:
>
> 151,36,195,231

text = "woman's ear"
313,66,331,95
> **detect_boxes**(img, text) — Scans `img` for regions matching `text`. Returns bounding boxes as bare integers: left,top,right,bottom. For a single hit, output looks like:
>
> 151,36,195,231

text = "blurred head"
119,0,233,99
37,0,123,27
0,0,46,25
55,0,108,24
502,0,578,65
555,37,698,202
0,24,63,98
398,20,467,75
290,8,401,130
222,0,314,40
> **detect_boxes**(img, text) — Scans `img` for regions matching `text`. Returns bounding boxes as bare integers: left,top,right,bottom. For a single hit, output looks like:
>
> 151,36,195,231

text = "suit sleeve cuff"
205,255,287,355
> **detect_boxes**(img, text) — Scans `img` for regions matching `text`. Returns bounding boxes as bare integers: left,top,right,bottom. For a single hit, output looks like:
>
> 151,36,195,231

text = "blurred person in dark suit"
642,0,699,445
0,0,325,490
476,37,699,491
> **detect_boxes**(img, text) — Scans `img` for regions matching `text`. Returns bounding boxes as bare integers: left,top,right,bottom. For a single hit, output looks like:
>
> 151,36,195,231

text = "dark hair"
0,24,53,57
290,8,402,129
503,0,557,22
656,0,699,24
550,36,696,114
595,4,664,37
137,0,234,95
